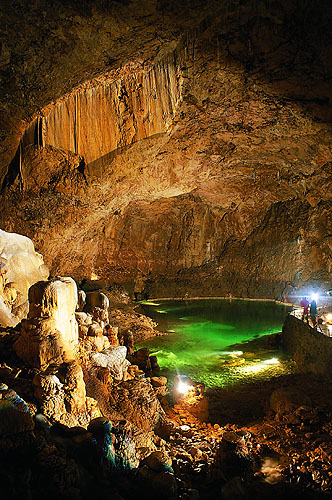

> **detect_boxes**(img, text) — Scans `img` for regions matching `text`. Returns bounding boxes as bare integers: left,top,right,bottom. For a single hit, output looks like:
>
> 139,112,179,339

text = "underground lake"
138,298,294,388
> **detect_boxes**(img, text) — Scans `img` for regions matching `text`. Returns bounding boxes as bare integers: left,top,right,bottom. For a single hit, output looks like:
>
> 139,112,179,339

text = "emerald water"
138,299,292,388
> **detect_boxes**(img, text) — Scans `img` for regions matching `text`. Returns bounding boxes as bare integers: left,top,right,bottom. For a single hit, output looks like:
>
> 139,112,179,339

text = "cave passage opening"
138,298,293,388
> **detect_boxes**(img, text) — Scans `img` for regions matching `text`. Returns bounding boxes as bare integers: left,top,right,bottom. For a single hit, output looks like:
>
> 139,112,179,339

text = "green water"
138,299,292,388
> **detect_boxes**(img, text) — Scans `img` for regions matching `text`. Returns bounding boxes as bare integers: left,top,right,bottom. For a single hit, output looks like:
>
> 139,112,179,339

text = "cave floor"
163,369,332,498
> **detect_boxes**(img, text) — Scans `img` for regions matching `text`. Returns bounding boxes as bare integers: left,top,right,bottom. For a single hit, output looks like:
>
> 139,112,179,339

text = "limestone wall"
282,314,332,374
19,52,182,165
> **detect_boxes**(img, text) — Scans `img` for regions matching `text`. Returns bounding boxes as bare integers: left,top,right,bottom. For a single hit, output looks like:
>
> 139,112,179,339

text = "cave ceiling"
1,0,332,298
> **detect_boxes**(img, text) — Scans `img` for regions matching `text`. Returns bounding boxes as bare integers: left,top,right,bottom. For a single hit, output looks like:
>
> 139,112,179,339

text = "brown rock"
96,367,111,385
14,317,69,370
151,376,168,388
87,322,103,337
141,450,172,472
33,361,88,426
0,400,34,436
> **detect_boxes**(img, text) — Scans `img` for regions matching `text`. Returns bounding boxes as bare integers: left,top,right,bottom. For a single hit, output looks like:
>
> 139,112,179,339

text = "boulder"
85,291,109,312
87,322,103,337
150,376,167,388
141,450,173,472
111,379,165,431
92,346,130,380
33,361,88,426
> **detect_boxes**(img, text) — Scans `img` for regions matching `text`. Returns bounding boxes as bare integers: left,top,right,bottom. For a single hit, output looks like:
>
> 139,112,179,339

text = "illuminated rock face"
28,277,79,346
0,230,49,327
14,277,78,370
1,1,332,298
36,54,182,164
33,361,88,426
92,346,130,381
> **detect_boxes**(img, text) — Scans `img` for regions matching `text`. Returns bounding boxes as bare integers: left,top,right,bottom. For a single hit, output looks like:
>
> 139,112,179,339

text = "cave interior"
1,0,332,499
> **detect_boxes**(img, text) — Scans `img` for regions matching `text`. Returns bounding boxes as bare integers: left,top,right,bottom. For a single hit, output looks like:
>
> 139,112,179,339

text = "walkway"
290,307,332,337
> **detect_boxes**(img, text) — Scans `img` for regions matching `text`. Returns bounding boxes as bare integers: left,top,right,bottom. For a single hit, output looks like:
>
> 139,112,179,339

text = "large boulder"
85,291,109,313
110,379,165,432
0,230,48,326
14,317,70,370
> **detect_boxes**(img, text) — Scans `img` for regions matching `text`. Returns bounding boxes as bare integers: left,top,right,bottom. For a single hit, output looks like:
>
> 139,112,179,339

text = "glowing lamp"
326,313,332,323
173,375,195,398
177,380,190,395
311,293,319,302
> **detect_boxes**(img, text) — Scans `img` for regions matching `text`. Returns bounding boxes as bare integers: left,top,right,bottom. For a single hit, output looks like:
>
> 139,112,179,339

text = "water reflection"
138,299,292,388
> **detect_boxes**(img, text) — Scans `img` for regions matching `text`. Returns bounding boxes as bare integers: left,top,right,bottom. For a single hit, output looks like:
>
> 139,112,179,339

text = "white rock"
92,346,130,380
0,230,49,326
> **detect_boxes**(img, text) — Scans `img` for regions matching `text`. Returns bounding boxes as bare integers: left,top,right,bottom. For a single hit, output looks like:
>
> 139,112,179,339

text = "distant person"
310,299,317,327
300,297,309,323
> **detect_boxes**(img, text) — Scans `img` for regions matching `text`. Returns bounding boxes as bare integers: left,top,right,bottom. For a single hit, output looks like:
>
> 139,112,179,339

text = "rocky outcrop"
282,314,332,374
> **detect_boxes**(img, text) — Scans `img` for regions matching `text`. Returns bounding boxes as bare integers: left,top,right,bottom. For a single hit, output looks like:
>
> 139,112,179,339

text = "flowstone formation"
1,0,332,299
0,229,49,327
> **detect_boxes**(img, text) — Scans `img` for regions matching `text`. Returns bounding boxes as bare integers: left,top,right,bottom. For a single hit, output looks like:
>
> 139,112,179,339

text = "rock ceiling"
1,0,332,298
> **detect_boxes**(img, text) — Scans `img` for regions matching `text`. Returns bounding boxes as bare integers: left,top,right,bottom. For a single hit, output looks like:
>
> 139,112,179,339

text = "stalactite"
7,11,217,181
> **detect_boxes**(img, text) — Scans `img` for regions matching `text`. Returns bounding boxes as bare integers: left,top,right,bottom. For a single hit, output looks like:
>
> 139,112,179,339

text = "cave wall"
19,51,182,164
1,0,332,298
282,314,332,374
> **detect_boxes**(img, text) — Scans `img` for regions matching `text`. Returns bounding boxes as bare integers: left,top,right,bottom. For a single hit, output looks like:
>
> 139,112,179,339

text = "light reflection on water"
138,299,293,388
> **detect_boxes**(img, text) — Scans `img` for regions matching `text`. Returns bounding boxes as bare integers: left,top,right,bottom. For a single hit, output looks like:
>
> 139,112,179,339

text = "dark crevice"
1,146,21,192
